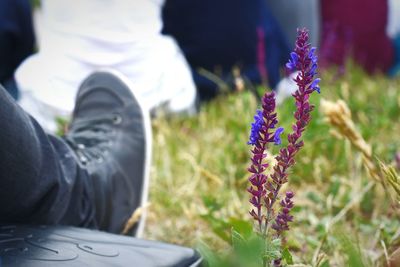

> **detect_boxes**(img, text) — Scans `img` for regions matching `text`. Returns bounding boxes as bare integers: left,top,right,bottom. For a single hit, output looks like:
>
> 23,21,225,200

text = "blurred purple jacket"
320,0,394,73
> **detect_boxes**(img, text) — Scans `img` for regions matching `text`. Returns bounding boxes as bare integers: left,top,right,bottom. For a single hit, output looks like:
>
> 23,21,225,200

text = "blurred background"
2,0,399,111
1,0,400,266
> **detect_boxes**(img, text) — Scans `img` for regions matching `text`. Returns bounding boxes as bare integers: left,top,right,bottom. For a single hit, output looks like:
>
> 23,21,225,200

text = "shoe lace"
65,114,122,164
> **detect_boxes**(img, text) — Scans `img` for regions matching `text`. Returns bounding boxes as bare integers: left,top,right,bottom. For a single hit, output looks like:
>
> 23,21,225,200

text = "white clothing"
387,0,400,38
16,0,196,132
275,72,298,105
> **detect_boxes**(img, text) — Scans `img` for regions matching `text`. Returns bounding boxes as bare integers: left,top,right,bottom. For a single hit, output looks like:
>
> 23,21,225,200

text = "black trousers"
0,85,97,229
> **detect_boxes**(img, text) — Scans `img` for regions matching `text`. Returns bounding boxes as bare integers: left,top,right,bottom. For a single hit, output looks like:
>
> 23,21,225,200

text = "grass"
143,65,400,266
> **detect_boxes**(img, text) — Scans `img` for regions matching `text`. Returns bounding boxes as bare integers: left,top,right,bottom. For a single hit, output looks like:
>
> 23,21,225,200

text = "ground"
144,65,400,266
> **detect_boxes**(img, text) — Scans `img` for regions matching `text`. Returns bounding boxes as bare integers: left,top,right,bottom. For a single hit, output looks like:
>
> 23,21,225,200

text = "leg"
0,70,151,236
0,86,96,227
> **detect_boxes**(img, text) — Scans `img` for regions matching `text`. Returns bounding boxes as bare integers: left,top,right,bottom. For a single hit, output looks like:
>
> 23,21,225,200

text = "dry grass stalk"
321,99,400,266
320,99,381,182
379,160,400,200
122,203,151,235
389,247,400,267
378,160,400,264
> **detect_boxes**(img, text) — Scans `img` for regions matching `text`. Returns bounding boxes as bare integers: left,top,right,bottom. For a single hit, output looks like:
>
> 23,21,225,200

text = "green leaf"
306,191,321,204
231,229,265,267
196,241,230,267
199,212,230,242
319,259,330,267
201,195,223,212
328,179,341,198
231,228,246,250
281,248,293,264
264,238,282,261
228,218,253,239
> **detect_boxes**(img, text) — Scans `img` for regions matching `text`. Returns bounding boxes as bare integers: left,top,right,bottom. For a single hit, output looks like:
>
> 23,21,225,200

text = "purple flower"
286,29,321,94
246,28,319,265
308,47,316,59
247,110,264,145
247,92,278,231
266,28,320,239
285,52,299,71
274,127,284,145
310,78,321,93
272,191,294,237
309,63,318,77
273,259,282,267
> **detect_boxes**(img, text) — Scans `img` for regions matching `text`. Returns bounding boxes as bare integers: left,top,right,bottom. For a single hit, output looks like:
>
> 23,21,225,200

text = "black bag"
0,225,202,266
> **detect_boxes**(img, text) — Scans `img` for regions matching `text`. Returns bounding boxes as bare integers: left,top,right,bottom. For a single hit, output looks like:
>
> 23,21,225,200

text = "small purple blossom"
273,259,282,267
285,52,299,71
272,191,294,237
308,47,316,59
274,127,284,145
310,78,321,93
247,110,264,145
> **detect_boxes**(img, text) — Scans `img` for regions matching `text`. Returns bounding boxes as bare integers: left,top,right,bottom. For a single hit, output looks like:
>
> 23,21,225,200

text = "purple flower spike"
274,127,284,145
267,28,320,239
247,92,278,231
285,29,321,94
272,191,294,237
246,28,319,264
248,110,264,145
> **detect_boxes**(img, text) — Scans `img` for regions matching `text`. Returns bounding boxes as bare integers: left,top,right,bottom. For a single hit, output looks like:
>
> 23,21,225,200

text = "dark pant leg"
3,78,19,100
0,86,96,228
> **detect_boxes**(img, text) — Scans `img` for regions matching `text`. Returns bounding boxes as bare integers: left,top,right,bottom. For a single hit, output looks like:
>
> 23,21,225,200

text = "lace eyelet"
80,156,88,165
77,144,85,149
113,115,122,125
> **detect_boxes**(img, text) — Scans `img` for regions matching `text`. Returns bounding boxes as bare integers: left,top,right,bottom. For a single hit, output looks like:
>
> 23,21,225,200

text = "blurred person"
16,0,196,132
0,0,35,99
162,0,291,101
319,0,394,73
266,0,320,47
387,0,400,39
264,0,321,104
387,0,400,77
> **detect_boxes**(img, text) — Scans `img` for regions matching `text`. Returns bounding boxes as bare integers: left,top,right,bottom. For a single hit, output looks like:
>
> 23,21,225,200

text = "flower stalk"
247,28,320,266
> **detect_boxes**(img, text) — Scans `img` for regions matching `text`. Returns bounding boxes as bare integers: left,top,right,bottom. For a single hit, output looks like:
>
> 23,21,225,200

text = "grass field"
143,66,400,266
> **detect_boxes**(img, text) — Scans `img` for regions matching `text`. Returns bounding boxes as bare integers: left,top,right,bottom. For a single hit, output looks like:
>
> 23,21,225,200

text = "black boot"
65,71,152,236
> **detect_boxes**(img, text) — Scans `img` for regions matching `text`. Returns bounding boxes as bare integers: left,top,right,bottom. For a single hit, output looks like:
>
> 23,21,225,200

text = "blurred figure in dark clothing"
0,0,35,99
162,0,290,101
